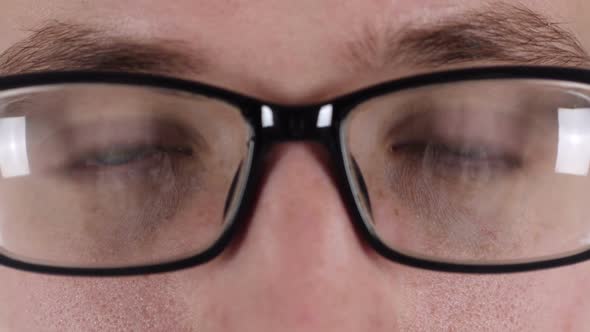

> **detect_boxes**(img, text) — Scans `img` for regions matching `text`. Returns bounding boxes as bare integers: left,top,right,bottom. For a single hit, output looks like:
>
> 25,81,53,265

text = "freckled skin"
2,1,590,331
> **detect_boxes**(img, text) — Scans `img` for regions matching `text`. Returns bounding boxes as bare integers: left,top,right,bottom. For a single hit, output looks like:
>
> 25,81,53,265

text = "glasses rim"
3,65,590,276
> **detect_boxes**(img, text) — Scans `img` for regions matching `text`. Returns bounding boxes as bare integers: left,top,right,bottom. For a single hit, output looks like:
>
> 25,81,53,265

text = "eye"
83,146,162,167
77,145,194,169
392,141,510,163
390,140,523,180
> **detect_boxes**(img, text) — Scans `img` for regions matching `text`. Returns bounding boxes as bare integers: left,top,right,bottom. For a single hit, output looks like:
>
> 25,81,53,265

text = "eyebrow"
0,3,589,78
349,2,590,70
0,21,206,76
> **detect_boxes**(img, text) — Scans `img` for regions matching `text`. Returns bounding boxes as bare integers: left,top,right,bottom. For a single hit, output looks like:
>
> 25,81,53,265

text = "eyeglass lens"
344,79,590,264
1,78,590,269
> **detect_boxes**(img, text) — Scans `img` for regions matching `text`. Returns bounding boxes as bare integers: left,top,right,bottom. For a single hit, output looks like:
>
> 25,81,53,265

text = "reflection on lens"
344,79,590,264
0,84,252,268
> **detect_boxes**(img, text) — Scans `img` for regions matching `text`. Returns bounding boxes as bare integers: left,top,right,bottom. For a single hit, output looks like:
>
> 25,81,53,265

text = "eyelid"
29,118,206,173
384,105,526,158
71,144,195,171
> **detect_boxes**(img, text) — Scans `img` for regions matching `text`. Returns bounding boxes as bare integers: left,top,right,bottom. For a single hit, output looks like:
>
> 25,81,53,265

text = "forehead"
0,0,588,102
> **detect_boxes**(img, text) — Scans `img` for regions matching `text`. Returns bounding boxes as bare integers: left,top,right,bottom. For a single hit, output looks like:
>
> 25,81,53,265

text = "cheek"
0,267,201,331
2,263,590,331
393,263,590,331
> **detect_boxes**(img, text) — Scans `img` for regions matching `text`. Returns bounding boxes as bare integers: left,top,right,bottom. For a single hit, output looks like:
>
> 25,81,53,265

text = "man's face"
1,0,590,331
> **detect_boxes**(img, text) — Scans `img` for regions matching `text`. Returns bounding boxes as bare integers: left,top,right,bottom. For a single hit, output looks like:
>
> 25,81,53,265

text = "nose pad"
223,161,243,218
351,157,373,216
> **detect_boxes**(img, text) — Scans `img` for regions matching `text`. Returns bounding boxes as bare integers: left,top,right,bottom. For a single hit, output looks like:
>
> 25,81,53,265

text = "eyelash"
68,144,194,173
390,141,522,177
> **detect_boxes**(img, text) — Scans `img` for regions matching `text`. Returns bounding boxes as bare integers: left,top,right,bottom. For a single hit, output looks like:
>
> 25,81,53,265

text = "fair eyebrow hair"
0,2,589,77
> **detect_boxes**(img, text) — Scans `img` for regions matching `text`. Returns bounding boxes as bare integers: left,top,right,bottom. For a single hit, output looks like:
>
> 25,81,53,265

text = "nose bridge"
228,142,370,274
204,140,400,329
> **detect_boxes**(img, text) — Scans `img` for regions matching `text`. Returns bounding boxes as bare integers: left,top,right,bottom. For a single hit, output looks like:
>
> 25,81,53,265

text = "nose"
200,143,399,331
235,142,368,277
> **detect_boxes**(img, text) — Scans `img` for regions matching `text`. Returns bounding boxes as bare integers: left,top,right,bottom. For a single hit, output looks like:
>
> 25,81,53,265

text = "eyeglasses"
2,66,590,276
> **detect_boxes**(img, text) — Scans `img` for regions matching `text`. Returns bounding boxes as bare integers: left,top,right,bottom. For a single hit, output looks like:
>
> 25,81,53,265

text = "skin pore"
1,0,590,331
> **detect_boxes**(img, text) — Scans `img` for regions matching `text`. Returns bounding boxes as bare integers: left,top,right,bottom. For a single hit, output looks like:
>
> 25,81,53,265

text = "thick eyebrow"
1,3,588,79
348,2,590,70
0,21,206,76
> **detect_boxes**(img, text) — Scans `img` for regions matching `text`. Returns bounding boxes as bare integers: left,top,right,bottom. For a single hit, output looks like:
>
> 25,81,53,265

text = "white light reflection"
0,117,30,178
556,108,590,176
261,105,274,128
316,104,333,128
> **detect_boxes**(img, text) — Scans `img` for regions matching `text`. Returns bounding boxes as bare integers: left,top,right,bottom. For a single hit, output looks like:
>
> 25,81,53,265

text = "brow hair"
1,3,589,78
349,2,590,70
0,21,205,76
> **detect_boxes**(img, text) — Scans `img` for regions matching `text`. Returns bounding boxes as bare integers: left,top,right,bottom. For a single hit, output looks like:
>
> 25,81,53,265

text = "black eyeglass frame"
2,66,590,276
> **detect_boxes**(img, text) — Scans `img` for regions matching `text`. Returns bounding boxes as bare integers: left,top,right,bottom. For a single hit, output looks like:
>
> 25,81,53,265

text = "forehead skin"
1,0,590,331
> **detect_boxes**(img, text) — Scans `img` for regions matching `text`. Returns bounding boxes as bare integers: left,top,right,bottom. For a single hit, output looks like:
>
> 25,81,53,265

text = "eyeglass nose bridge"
259,104,335,141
